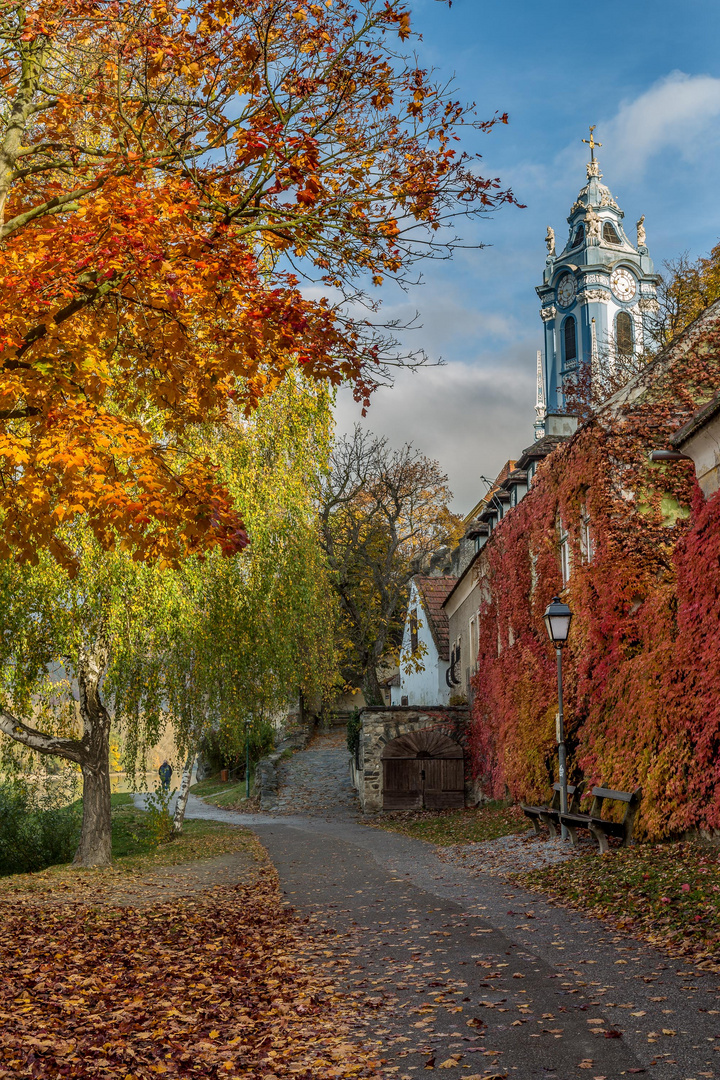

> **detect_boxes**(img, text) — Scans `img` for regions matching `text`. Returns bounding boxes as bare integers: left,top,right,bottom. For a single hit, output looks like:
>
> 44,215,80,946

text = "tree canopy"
0,0,514,569
320,426,460,704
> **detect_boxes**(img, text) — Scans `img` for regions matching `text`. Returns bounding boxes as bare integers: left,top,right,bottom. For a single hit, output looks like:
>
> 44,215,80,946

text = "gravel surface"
438,831,595,877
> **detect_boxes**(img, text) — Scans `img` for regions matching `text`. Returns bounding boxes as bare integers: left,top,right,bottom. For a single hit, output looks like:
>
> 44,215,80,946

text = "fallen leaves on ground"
365,805,527,845
517,840,720,968
0,867,383,1079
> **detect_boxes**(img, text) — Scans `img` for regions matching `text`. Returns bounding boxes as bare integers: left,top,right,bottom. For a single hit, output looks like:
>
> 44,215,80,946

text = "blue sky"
334,0,720,510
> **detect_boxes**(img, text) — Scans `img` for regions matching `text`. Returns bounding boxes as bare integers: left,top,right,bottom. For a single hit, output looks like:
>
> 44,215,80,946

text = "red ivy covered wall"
470,304,720,840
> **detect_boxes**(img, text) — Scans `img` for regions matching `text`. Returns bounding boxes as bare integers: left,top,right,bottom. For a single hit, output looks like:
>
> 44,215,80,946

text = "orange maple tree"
0,0,514,569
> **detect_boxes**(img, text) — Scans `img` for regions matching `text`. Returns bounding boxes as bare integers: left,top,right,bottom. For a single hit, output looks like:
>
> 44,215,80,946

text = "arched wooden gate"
381,729,464,810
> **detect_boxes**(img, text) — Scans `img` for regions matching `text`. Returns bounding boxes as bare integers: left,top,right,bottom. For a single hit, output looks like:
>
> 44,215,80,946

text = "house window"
603,221,620,244
573,223,585,247
409,610,418,655
401,695,408,706
616,310,634,356
580,504,594,562
559,519,571,584
563,316,577,366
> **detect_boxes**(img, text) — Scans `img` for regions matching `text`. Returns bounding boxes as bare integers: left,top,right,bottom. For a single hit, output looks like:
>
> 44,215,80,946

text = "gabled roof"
413,575,457,661
442,548,483,611
670,389,720,448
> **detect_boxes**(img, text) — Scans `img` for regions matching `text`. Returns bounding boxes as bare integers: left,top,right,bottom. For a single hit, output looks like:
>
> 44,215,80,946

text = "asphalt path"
143,792,720,1080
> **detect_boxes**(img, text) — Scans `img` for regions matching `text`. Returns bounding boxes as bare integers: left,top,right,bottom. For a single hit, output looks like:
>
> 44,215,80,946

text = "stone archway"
381,729,464,810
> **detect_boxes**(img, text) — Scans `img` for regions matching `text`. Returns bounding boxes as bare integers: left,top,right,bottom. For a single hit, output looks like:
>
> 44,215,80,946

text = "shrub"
0,780,80,875
200,721,275,778
346,707,361,765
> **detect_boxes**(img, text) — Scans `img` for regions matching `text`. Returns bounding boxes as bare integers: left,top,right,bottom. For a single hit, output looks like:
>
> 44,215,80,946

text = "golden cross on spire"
582,125,602,161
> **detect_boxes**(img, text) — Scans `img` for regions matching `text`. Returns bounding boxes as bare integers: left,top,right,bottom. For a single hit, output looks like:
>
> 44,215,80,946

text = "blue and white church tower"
535,129,660,430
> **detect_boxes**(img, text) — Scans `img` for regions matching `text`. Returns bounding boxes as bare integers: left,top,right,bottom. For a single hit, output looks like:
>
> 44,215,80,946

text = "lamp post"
543,596,573,840
245,717,251,801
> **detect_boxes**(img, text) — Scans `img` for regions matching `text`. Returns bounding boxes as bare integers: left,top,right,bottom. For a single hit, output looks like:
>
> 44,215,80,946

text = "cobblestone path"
271,725,359,817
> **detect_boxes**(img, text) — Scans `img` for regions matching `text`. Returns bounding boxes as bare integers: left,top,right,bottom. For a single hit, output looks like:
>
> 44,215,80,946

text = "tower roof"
540,131,658,283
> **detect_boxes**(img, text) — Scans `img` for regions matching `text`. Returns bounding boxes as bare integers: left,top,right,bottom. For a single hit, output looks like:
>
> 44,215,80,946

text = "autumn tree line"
0,0,498,867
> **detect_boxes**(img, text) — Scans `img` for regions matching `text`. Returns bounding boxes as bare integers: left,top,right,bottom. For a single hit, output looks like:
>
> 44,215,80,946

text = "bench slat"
522,805,560,818
560,813,625,837
552,783,578,794
591,786,638,802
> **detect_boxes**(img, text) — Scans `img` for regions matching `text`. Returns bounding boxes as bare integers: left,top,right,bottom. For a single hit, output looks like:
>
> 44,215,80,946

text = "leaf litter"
0,866,385,1079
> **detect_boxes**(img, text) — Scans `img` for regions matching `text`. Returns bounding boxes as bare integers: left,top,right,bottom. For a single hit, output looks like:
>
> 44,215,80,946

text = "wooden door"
422,758,465,809
381,729,465,810
382,758,423,810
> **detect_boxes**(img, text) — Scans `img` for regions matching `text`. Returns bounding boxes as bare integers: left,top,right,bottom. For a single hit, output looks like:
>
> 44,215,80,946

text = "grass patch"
518,840,720,967
190,775,253,808
0,791,261,894
367,802,528,845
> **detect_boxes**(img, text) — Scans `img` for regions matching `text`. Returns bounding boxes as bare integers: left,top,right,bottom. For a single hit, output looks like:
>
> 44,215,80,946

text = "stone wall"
356,705,473,812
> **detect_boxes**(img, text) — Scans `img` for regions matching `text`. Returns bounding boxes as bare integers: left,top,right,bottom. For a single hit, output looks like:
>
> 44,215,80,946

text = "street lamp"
245,717,251,801
543,596,573,839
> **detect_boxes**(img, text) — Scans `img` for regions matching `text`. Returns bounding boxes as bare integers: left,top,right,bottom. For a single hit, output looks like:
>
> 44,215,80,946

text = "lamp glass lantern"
543,596,572,645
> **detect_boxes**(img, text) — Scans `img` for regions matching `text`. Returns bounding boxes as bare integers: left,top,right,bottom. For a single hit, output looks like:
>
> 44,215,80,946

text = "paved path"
140,733,720,1080
271,726,359,817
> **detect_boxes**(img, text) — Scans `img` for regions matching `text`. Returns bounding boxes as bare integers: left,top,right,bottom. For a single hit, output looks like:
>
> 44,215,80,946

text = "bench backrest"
552,780,585,812
591,786,640,803
590,785,642,821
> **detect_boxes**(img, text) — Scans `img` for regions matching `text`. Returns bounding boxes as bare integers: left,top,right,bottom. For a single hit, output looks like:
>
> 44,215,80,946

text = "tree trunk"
362,663,385,707
75,755,112,867
173,749,196,835
73,629,113,867
0,626,113,868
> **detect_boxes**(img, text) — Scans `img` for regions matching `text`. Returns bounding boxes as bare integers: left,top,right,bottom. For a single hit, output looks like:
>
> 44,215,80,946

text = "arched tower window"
603,221,620,244
563,316,577,365
573,223,585,247
616,311,634,356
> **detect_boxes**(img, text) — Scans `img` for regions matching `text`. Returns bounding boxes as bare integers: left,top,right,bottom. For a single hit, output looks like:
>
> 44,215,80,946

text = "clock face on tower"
610,267,637,302
557,274,577,308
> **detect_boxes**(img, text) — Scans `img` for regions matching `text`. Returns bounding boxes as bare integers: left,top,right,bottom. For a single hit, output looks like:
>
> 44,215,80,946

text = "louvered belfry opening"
381,729,464,810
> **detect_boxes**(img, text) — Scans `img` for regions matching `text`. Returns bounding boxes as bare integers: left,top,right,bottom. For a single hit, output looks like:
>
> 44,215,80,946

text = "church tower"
536,128,660,426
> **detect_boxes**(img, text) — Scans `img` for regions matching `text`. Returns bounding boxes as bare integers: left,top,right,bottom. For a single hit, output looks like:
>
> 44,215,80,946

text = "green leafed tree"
0,375,338,865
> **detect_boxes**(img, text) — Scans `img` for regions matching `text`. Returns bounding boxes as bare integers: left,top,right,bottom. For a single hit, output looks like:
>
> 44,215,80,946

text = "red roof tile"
414,575,457,661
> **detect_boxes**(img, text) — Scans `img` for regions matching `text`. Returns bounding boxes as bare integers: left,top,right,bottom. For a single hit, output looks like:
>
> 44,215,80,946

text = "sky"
333,0,720,512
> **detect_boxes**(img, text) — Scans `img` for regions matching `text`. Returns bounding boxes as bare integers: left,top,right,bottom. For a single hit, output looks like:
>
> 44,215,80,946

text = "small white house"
391,576,457,707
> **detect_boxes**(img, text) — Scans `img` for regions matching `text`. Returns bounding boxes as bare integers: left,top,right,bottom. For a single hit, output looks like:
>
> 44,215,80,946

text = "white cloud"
596,72,720,181
333,356,535,512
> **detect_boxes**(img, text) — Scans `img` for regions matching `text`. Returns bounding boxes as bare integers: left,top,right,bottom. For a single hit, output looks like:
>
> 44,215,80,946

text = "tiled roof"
518,434,567,465
414,575,457,661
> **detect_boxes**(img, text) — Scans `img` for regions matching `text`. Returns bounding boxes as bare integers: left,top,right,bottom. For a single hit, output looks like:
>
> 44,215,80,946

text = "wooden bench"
559,786,642,854
521,781,585,838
